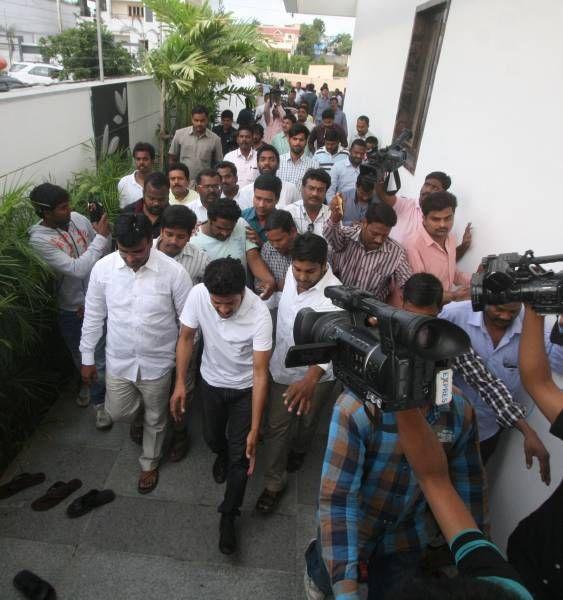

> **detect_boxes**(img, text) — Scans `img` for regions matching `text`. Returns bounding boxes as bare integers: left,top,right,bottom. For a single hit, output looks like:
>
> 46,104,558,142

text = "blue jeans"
305,535,420,599
58,309,106,406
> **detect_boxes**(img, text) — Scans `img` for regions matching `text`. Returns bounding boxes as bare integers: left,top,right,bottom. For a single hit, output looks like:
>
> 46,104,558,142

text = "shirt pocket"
142,291,172,320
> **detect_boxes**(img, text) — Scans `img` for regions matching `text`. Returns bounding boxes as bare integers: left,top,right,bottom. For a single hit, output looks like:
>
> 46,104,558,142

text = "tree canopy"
296,18,325,57
330,33,353,56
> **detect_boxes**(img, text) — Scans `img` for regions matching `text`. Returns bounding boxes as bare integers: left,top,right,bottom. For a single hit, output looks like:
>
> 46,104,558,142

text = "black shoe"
212,453,228,484
286,451,306,473
219,513,237,555
13,570,56,600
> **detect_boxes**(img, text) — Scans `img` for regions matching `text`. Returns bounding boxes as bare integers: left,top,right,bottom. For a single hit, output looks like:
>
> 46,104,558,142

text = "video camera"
360,129,412,193
285,286,470,413
471,250,563,314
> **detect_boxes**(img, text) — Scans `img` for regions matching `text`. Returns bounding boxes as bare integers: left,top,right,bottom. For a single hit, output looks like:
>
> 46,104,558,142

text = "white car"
9,62,63,85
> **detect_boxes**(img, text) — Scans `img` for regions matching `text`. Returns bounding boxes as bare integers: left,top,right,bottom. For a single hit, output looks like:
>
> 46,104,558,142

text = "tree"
331,33,352,56
255,48,311,76
296,18,325,57
144,0,266,165
39,22,135,80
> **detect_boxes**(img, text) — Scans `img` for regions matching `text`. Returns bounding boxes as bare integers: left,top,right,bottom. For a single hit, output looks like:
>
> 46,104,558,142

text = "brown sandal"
137,469,159,495
31,479,82,511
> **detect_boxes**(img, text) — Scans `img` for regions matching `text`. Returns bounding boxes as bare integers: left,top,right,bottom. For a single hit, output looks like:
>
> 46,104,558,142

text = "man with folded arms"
80,213,191,494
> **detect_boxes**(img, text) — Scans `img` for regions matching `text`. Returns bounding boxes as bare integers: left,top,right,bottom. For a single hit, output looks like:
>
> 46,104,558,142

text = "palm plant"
144,0,266,165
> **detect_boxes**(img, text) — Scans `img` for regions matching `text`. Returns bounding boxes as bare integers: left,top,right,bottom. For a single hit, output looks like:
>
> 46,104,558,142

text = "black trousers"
201,379,252,516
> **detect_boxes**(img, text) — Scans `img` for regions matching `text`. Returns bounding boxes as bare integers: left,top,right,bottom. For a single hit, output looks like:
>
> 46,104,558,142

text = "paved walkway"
0,387,334,599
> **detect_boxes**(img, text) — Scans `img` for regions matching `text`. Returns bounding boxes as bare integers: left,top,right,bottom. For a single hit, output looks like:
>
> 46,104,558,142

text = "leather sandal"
0,473,46,500
255,488,285,514
137,469,159,495
31,479,82,512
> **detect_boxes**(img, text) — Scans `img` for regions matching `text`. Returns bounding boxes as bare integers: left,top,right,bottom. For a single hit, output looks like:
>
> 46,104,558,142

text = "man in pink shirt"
403,191,470,303
376,171,472,261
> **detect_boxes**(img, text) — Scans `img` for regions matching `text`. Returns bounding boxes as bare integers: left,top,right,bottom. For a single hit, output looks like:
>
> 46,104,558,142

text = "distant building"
258,24,301,54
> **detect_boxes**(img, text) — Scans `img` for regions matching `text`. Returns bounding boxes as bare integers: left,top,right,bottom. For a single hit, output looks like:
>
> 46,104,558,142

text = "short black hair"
425,171,452,190
216,161,237,176
254,174,282,200
257,143,280,164
161,204,197,233
324,128,340,142
133,142,156,160
191,105,209,116
283,112,297,123
403,273,443,309
421,191,457,216
168,162,190,180
29,182,69,215
265,209,296,233
350,138,367,150
356,173,376,192
253,123,264,138
321,108,335,120
365,202,397,227
144,171,169,192
114,213,152,246
357,115,369,125
196,169,220,185
365,136,378,149
220,109,233,119
302,168,331,191
203,258,246,296
237,123,254,136
291,232,328,265
298,102,309,111
207,198,241,223
288,123,310,139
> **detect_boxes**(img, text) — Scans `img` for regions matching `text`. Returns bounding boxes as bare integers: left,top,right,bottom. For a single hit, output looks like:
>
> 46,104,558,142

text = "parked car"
0,75,32,92
9,62,63,85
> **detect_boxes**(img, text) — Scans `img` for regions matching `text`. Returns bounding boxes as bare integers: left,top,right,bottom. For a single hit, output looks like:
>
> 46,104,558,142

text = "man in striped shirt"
313,129,349,177
277,123,320,192
323,199,412,302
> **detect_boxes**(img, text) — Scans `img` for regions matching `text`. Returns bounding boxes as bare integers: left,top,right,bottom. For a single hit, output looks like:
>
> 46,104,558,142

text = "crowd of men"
26,86,563,600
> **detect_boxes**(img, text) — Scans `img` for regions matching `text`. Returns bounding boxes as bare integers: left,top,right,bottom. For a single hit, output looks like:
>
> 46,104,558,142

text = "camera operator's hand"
329,194,344,224
283,367,323,416
93,213,111,238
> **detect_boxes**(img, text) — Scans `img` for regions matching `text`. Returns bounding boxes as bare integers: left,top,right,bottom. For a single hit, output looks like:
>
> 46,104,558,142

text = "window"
145,6,153,22
393,0,450,173
29,66,50,77
128,5,144,17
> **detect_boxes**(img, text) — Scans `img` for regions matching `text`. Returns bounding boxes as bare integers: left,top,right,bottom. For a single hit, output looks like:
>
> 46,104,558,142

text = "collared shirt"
439,301,563,440
117,172,143,209
179,283,272,389
122,199,164,239
319,390,487,598
323,219,412,301
241,207,267,243
270,265,343,385
285,200,331,236
312,96,331,124
80,249,192,381
220,189,241,205
348,128,375,146
308,124,348,153
271,132,290,156
169,126,223,182
404,226,470,293
298,116,315,131
389,195,423,245
341,188,379,225
211,124,238,154
190,218,257,267
153,237,210,284
332,108,348,137
238,179,300,211
326,159,361,198
314,146,350,176
187,197,209,225
169,188,200,208
223,147,259,188
277,153,320,191
259,242,292,309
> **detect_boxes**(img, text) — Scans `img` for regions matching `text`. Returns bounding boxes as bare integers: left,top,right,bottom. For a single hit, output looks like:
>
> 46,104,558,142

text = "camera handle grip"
384,170,402,195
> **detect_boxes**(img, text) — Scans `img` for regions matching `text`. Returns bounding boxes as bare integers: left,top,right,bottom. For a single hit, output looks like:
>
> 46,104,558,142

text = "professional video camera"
360,128,412,192
471,250,563,314
285,286,470,413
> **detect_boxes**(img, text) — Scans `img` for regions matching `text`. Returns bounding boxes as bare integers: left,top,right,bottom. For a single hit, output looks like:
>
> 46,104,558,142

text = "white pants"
105,371,172,471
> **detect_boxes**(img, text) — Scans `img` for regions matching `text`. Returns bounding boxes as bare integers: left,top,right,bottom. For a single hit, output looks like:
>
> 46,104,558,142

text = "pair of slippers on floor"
0,472,115,517
14,569,56,600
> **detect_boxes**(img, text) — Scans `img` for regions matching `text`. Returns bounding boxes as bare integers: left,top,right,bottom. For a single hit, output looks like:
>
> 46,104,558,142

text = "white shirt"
189,197,210,225
180,283,272,389
223,148,259,188
270,265,343,385
169,189,200,207
80,249,192,381
238,179,300,211
118,172,144,208
285,200,331,236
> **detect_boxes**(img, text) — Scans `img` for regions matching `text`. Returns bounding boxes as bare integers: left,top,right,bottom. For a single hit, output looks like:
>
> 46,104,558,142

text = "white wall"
346,0,563,551
127,77,160,149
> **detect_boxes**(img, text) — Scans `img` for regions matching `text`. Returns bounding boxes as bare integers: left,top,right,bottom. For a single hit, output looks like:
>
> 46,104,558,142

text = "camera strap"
385,170,402,194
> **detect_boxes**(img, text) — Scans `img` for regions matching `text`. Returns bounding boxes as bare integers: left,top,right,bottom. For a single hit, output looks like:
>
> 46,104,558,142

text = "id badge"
435,369,453,406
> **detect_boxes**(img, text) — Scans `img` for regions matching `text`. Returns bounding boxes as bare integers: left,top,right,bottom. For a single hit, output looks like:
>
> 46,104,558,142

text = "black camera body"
360,129,412,190
88,199,104,223
471,250,563,314
285,286,470,412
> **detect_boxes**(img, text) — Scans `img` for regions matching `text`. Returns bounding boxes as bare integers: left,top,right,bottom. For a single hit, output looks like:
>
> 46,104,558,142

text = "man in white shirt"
170,257,272,554
189,169,222,225
168,162,200,207
217,161,241,204
348,115,375,146
255,233,341,514
223,125,259,188
80,213,192,494
118,142,155,208
237,144,300,210
285,168,332,236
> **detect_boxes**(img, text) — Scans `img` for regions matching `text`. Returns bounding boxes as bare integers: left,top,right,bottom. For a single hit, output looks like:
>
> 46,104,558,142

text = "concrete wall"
0,76,160,189
268,71,347,92
345,0,563,550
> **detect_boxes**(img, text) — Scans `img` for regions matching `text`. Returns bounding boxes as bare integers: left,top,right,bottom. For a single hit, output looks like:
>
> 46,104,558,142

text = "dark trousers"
479,429,502,464
201,379,252,516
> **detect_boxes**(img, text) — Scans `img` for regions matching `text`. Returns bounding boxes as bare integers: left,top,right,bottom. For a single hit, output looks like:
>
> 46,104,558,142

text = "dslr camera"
285,286,470,413
471,250,563,314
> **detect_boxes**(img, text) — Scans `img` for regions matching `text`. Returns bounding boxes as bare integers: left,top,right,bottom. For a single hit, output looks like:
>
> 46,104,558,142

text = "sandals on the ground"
0,473,46,500
137,469,159,495
66,489,116,518
13,569,56,600
31,479,82,512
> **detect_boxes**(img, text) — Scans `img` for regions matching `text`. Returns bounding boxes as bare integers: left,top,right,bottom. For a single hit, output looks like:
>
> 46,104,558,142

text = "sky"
217,0,355,36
